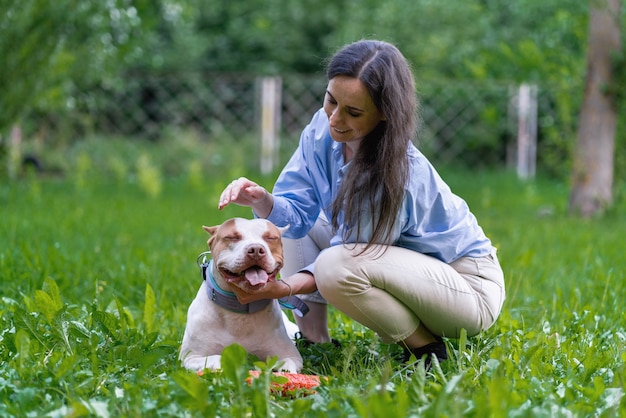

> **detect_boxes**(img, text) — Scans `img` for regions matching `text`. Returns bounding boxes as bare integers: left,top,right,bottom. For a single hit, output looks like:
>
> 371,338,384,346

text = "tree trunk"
569,0,621,217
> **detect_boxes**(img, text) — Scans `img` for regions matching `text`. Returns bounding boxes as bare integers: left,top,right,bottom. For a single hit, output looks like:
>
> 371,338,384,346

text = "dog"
179,217,303,373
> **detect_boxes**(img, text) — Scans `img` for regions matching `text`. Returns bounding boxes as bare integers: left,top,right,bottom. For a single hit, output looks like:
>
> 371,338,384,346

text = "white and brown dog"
179,218,303,373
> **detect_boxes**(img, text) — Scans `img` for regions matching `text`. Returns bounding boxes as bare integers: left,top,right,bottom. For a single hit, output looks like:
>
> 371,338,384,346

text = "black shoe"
401,338,448,368
295,332,341,348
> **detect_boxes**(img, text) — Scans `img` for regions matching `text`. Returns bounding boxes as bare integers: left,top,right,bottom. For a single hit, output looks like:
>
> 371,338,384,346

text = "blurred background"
0,0,624,185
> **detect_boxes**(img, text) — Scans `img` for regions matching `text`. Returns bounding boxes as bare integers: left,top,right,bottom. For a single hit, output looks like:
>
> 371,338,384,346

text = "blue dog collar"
199,256,309,316
203,260,272,314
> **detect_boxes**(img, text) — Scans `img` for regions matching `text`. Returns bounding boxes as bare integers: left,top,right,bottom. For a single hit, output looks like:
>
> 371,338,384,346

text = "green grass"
1,161,625,417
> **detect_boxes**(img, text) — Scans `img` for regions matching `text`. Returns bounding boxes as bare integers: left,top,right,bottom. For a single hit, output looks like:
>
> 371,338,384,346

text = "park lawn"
0,168,624,417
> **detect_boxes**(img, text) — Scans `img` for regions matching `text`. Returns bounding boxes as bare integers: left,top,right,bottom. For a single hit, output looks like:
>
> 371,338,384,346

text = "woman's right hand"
218,177,274,217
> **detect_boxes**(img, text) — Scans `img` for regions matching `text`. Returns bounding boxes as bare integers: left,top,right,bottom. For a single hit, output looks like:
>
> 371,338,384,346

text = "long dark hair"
327,40,418,253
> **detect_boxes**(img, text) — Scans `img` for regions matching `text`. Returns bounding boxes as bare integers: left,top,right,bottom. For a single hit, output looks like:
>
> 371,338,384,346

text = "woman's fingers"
218,177,263,209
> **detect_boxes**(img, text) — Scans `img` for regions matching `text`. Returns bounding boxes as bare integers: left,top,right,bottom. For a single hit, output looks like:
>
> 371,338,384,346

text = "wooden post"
516,83,537,179
259,77,282,175
8,125,22,179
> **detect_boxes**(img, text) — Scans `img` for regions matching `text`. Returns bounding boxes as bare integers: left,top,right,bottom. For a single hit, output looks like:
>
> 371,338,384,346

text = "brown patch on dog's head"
202,219,288,253
202,218,289,291
203,219,239,253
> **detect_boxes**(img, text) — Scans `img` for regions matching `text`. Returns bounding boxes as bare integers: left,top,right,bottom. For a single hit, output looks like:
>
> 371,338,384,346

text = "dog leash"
197,252,309,316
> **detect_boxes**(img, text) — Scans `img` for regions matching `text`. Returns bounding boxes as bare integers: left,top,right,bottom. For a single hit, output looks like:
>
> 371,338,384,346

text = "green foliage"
461,0,589,84
0,0,71,132
1,162,625,416
0,0,599,113
610,46,626,105
0,0,149,134
116,0,595,85
186,0,342,74
4,0,623,179
14,129,263,187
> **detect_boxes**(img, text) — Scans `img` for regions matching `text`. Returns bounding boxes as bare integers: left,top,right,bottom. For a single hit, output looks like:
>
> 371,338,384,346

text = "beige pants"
283,215,505,342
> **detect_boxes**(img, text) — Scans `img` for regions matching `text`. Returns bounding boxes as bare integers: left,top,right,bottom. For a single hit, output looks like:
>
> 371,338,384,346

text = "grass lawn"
1,166,624,417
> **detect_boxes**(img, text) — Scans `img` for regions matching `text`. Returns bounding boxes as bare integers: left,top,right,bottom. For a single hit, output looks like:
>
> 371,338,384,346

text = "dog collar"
198,257,310,316
203,260,273,314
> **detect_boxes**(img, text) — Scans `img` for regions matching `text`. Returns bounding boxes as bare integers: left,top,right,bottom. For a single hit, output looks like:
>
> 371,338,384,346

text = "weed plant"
1,138,625,417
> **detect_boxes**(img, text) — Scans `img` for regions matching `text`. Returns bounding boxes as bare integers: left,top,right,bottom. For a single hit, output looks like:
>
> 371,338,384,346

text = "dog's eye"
264,235,279,242
224,235,241,242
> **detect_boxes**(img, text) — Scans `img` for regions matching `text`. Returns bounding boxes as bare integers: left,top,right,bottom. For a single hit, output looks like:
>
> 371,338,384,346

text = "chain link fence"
17,73,580,174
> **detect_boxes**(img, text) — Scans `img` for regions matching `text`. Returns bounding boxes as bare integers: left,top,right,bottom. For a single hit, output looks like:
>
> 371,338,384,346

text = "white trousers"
282,215,505,342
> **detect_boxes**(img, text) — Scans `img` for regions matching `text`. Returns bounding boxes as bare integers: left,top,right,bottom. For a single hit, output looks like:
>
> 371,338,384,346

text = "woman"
218,40,505,365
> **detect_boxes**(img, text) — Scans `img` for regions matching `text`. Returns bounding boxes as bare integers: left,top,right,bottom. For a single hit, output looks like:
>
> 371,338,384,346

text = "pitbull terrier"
179,218,303,373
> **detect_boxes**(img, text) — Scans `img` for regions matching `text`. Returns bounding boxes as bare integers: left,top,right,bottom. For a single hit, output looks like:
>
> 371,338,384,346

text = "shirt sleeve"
299,262,316,276
265,109,329,239
396,151,492,262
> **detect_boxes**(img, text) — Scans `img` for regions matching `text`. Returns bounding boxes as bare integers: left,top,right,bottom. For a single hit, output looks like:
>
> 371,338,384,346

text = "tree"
0,0,158,136
0,0,71,134
569,0,622,217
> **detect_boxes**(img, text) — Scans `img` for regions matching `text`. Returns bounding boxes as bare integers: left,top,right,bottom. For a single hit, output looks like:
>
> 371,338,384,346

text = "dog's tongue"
244,267,268,285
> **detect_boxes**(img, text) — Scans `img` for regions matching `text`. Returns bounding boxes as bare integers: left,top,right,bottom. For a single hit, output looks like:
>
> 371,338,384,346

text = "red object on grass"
247,371,322,397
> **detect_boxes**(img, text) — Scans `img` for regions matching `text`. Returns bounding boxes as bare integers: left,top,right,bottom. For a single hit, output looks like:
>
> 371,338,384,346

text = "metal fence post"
516,83,538,179
259,76,282,175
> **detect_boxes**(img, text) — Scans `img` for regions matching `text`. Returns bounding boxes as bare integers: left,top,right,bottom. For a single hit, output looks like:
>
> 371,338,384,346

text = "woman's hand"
226,280,288,305
218,177,274,217
227,272,317,304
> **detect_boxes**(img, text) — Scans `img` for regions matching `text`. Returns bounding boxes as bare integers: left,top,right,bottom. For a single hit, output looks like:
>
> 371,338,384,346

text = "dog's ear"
202,225,219,236
277,224,290,236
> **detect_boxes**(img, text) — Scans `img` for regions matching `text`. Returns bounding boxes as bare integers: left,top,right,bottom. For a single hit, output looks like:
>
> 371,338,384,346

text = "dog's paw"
276,358,302,374
183,355,222,372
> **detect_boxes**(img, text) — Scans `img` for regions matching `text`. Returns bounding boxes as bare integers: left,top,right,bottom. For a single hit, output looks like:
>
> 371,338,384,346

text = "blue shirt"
265,109,493,267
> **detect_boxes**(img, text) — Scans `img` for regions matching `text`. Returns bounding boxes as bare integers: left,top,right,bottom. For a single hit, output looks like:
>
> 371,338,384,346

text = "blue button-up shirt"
265,109,493,271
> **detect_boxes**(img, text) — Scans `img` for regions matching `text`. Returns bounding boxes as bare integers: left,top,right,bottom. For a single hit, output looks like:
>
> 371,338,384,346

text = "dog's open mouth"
221,265,279,287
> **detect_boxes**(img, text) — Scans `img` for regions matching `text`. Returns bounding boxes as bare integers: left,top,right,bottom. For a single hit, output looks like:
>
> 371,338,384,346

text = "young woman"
218,40,505,365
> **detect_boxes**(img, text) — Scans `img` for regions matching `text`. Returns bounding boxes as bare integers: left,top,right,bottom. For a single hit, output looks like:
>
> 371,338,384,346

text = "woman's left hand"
227,272,316,304
218,177,273,217
226,280,284,304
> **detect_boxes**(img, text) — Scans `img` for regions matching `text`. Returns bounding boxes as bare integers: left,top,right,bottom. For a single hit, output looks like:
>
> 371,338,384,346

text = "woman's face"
323,75,385,146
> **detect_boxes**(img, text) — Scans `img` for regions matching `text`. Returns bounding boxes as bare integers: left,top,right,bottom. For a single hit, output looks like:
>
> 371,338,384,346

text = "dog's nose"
246,244,266,259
